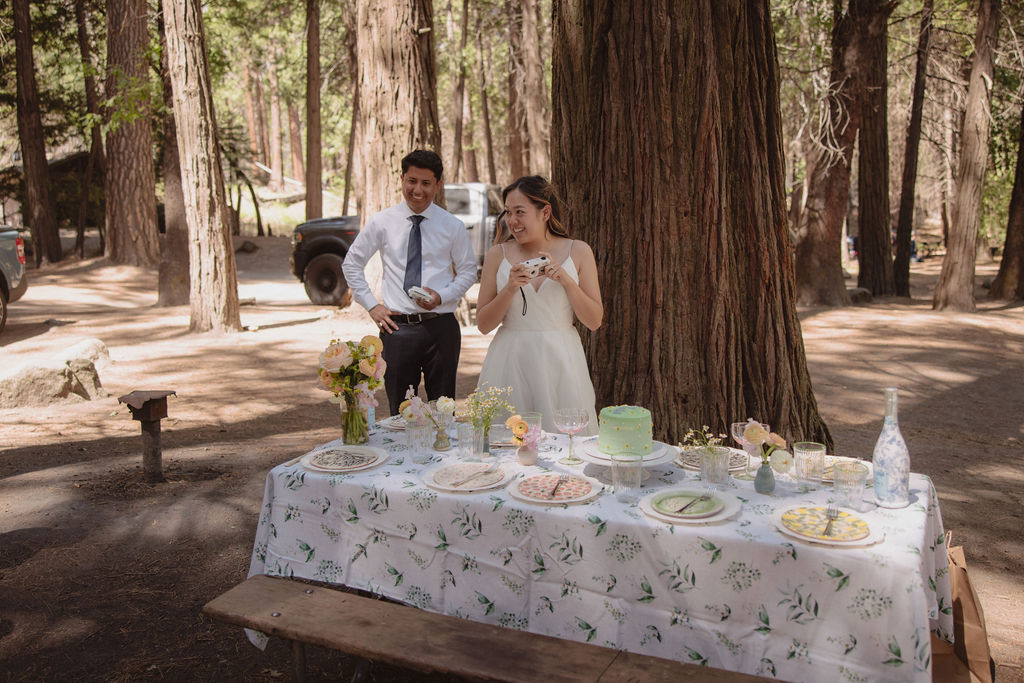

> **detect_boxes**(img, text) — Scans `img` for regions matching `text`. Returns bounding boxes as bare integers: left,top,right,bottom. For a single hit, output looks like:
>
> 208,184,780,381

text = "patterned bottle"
872,387,910,508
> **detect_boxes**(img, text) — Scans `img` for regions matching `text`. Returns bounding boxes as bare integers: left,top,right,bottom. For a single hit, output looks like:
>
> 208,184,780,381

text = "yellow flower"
510,420,528,438
358,357,376,377
743,422,770,445
360,335,383,356
399,399,412,413
505,414,522,429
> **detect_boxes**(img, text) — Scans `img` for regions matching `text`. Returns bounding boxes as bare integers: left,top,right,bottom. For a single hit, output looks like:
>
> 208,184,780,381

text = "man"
342,150,477,415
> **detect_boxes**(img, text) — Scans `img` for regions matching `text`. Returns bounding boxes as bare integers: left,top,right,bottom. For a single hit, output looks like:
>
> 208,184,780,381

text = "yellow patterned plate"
780,506,870,542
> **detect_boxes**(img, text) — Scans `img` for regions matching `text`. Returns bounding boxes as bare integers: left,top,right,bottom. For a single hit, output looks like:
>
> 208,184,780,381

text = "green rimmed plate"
650,490,726,518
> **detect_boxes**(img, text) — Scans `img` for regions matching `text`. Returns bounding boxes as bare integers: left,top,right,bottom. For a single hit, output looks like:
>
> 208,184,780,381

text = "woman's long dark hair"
494,175,571,243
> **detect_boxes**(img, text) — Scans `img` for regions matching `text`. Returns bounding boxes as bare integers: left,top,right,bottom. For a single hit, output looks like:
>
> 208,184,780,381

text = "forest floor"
1,234,1022,682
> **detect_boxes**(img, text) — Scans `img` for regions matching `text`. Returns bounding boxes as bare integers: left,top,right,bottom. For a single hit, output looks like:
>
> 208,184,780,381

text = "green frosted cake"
597,405,653,455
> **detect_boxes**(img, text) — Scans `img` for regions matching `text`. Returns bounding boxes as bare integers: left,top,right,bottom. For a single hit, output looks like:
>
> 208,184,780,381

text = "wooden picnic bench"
203,574,770,682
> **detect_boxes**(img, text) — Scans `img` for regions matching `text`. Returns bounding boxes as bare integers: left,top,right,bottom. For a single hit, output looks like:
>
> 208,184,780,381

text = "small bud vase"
516,446,538,465
433,427,451,451
338,395,369,445
474,425,490,457
754,461,776,494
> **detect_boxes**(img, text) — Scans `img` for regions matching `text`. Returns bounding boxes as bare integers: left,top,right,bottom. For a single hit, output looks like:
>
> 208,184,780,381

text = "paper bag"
946,533,994,683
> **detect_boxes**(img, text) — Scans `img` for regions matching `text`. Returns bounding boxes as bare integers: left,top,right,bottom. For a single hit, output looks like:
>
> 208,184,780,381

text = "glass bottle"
872,387,910,508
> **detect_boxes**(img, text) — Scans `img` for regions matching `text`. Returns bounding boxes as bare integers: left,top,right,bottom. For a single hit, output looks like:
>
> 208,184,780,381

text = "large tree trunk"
934,0,1001,312
252,63,270,169
356,0,443,222
157,12,189,306
267,51,285,193
13,0,62,265
305,0,323,220
552,0,830,446
287,101,305,183
74,0,106,255
854,0,896,297
506,0,526,179
893,0,933,297
795,2,858,307
244,63,261,164
105,0,160,268
520,0,549,177
462,95,480,182
989,102,1024,300
477,17,497,185
162,0,241,333
449,0,469,181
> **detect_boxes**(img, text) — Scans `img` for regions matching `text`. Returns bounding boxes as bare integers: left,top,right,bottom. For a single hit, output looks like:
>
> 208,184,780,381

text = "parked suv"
290,183,502,308
0,226,28,334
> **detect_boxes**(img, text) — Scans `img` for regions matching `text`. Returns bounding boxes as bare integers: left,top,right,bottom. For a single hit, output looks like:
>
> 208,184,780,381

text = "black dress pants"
380,313,461,416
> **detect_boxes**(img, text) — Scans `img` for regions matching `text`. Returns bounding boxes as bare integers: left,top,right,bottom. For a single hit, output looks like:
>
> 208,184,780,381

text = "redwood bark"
105,0,160,268
13,0,62,265
267,51,284,193
795,2,858,307
854,0,896,297
894,0,933,297
252,64,270,168
449,0,469,181
158,12,189,306
288,101,305,182
476,16,497,184
305,0,323,220
161,0,242,332
506,0,526,179
244,63,261,162
989,102,1024,300
74,0,106,255
520,0,549,177
356,0,443,223
934,0,1001,312
552,0,830,446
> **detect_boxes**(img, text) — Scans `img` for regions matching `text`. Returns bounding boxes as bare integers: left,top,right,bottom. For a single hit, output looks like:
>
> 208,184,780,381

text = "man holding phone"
342,150,477,415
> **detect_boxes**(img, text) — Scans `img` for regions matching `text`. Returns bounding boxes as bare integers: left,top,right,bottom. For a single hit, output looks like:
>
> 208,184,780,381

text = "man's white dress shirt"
342,200,477,315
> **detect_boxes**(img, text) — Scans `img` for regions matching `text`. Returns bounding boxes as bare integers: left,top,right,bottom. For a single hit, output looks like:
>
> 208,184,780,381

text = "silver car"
0,226,28,334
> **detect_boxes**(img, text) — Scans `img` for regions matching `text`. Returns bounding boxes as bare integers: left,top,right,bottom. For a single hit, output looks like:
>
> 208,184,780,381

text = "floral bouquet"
679,425,727,450
458,386,514,435
400,387,455,431
317,335,385,443
742,420,791,472
505,414,542,450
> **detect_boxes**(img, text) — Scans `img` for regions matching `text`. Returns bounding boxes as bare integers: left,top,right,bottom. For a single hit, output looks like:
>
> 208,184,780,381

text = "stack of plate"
638,489,742,525
773,506,883,547
675,446,749,472
508,473,603,505
301,445,389,473
579,440,678,468
378,415,406,431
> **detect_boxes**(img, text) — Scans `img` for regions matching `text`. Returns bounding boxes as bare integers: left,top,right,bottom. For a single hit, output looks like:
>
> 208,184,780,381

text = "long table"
247,430,953,682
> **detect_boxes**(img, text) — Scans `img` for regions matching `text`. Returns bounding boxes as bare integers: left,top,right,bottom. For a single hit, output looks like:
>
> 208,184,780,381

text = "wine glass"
730,421,754,480
553,408,589,466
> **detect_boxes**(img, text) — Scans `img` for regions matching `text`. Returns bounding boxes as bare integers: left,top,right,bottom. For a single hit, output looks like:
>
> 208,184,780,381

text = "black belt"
390,312,450,324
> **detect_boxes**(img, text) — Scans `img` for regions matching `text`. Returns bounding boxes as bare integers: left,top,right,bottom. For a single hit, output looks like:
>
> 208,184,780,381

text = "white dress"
477,250,598,436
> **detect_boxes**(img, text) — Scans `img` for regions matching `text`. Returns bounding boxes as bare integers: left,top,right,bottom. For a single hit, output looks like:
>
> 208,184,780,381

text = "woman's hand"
504,262,533,291
539,251,570,288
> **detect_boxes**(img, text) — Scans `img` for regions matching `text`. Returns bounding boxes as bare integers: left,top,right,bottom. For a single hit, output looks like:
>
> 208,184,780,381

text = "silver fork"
548,474,570,499
669,485,717,513
823,504,839,536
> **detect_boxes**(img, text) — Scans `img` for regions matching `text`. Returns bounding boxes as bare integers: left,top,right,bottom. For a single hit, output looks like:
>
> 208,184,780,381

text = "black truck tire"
303,253,353,307
0,288,7,335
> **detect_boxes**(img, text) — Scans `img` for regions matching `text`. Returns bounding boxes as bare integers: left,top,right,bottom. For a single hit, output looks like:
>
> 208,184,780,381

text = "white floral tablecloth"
247,432,953,683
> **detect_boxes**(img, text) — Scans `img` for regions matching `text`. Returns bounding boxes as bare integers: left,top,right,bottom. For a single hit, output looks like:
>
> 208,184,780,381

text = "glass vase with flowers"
317,336,386,444
457,386,514,457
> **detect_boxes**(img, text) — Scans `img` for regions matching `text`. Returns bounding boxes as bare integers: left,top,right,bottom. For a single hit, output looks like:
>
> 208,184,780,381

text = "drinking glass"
407,422,435,464
700,445,731,485
793,441,826,491
456,422,477,461
833,460,869,508
730,420,757,481
553,408,589,466
611,454,643,504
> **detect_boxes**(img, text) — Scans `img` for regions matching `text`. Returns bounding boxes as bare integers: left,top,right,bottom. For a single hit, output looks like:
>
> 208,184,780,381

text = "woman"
476,176,602,436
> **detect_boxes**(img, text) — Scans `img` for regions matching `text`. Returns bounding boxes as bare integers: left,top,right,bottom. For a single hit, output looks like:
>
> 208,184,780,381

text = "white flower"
319,342,352,373
436,396,455,415
770,449,792,473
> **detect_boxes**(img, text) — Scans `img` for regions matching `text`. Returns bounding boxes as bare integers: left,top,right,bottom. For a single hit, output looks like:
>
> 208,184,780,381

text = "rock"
847,287,873,304
0,339,109,408
59,338,111,369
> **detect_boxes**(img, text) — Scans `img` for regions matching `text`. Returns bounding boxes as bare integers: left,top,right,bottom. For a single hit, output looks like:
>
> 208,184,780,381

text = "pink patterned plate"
509,473,602,505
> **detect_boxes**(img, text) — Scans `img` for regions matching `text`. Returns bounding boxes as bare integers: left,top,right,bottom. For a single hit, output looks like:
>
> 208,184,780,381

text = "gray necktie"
403,214,425,292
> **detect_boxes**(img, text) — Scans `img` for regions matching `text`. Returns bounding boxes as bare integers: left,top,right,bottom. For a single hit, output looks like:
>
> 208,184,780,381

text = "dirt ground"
1,235,1021,682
